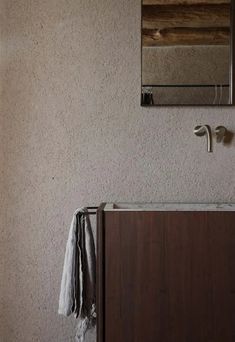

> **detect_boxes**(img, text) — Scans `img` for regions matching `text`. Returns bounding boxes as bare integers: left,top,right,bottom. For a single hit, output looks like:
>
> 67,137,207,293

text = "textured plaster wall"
142,46,230,84
142,46,230,104
1,0,235,341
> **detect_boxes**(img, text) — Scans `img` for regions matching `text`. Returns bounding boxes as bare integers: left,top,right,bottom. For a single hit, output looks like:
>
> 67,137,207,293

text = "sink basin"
104,203,235,211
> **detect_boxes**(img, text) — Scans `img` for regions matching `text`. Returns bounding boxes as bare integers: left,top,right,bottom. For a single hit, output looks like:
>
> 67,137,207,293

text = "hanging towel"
58,208,96,341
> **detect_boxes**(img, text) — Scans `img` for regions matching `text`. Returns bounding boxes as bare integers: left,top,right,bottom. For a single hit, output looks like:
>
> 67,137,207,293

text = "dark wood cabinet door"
99,211,235,342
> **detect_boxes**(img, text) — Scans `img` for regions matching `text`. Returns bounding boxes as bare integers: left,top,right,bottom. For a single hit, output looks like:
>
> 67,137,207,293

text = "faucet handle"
215,126,227,143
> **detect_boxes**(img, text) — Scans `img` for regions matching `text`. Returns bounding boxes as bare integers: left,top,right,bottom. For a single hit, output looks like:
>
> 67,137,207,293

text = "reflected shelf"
141,83,231,105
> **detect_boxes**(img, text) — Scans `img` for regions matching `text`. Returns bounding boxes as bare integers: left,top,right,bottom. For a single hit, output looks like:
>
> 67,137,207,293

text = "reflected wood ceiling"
142,0,230,47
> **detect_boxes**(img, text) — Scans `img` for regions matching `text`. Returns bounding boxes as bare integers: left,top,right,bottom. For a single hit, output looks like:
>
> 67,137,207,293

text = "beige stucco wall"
142,46,230,104
142,46,230,85
1,0,235,341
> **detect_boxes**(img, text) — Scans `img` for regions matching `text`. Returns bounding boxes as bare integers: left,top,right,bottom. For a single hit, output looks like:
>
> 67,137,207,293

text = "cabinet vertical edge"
231,0,235,104
97,203,106,342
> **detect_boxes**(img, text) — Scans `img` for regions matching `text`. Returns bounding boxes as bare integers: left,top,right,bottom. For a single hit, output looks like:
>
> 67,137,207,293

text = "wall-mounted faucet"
194,125,212,153
194,125,230,152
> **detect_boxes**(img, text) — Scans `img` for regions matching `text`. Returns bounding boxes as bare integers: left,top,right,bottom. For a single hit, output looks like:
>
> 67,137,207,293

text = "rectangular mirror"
141,0,234,106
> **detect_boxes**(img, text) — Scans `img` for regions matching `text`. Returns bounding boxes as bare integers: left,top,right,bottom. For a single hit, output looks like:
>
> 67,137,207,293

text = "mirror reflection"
141,0,232,106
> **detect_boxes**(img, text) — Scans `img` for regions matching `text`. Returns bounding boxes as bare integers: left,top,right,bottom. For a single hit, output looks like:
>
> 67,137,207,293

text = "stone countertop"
104,203,235,211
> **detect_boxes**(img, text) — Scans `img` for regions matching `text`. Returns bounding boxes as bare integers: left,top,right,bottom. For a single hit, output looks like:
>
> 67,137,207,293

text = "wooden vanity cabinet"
97,208,235,342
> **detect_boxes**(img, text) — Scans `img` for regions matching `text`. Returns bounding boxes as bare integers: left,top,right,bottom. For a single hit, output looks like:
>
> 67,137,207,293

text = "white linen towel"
58,208,96,341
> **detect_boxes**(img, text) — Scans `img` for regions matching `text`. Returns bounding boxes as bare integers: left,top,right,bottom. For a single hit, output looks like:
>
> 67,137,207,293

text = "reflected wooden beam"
142,4,230,29
143,0,230,4
142,27,230,46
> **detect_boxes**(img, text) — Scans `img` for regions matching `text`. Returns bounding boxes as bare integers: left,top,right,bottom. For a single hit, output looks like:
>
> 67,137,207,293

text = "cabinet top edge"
104,203,235,212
